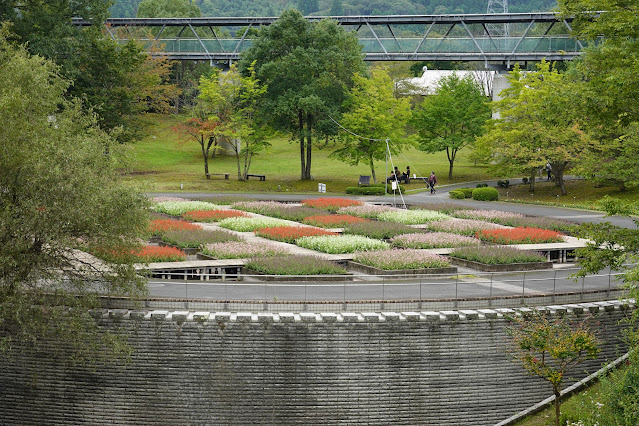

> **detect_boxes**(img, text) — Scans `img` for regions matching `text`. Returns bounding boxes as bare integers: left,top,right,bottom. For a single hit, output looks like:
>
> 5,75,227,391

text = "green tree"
411,73,490,180
0,32,148,362
137,0,201,17
240,9,366,180
329,0,344,15
506,311,600,426
476,62,593,195
331,66,412,184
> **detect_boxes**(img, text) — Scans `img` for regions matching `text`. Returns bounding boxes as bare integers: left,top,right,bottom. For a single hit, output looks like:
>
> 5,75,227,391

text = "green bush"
346,186,385,195
458,187,474,198
472,187,499,201
497,179,510,188
522,177,529,184
449,190,466,199
476,183,488,188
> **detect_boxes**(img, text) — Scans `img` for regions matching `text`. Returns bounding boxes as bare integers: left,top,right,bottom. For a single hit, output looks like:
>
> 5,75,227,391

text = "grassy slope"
122,114,493,193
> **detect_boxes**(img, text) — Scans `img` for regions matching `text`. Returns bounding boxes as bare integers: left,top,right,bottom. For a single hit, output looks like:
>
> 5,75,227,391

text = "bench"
246,174,266,181
206,173,230,180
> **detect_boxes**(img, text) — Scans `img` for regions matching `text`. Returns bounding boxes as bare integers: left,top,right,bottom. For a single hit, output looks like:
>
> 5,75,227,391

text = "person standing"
546,162,552,180
428,171,437,194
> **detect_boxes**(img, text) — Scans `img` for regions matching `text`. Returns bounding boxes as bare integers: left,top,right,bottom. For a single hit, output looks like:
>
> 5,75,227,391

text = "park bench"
206,173,230,180
246,174,266,181
358,175,371,186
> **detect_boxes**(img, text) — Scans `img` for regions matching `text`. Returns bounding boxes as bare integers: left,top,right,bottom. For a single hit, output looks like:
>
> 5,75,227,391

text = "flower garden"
135,198,578,276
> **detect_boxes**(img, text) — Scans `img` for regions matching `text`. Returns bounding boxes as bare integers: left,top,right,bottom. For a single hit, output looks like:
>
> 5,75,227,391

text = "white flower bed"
296,235,390,254
217,217,292,232
452,209,525,223
377,209,448,225
153,200,223,216
337,204,401,218
353,249,450,270
391,232,481,249
426,218,505,236
201,242,289,259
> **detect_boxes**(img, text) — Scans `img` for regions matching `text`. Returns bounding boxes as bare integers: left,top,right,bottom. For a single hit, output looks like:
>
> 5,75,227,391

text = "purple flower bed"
391,232,480,249
425,218,505,236
352,249,450,270
452,209,525,223
337,204,400,218
201,241,290,259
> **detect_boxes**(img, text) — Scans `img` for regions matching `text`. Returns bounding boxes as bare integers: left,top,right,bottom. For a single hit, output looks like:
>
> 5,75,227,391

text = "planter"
159,241,198,255
348,261,457,276
448,257,553,272
240,267,353,282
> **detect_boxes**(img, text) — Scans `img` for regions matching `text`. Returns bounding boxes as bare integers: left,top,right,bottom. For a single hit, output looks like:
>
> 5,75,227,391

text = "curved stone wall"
0,301,633,425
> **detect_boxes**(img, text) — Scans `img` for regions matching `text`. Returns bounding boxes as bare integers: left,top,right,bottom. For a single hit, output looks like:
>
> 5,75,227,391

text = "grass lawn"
122,114,493,193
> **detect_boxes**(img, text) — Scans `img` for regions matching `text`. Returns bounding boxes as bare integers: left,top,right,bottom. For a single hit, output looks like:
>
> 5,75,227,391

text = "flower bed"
337,204,400,218
352,249,451,270
452,209,525,223
476,227,565,244
153,200,223,216
201,241,290,259
425,218,505,236
449,246,551,272
160,228,243,249
377,209,448,225
302,214,368,228
133,245,187,263
245,255,347,276
495,216,576,232
217,217,292,232
391,232,480,249
255,226,338,244
181,209,250,222
301,197,363,212
296,235,389,254
149,219,200,236
343,221,423,240
231,201,285,215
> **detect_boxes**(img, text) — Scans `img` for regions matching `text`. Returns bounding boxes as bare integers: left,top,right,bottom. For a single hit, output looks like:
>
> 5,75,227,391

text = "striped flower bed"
153,200,223,216
134,245,187,262
352,249,450,270
201,242,290,259
425,218,505,236
217,217,292,232
337,204,400,218
149,219,200,236
296,235,390,254
476,227,565,244
391,232,480,249
377,209,448,225
452,209,525,224
301,197,363,212
302,214,368,228
182,209,250,222
245,255,347,276
256,226,338,244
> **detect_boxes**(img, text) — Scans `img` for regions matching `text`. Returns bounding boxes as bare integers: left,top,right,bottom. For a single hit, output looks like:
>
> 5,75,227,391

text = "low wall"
0,301,633,425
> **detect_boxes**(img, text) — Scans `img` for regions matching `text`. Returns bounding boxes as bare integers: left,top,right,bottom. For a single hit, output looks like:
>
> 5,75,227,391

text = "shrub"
133,245,187,262
449,190,466,199
450,246,547,264
153,200,222,216
476,227,565,244
337,204,400,218
346,186,385,196
476,183,488,188
161,228,243,248
391,232,480,249
472,187,499,201
296,235,390,254
218,217,292,232
459,188,474,198
301,197,363,211
377,209,448,225
522,177,529,184
148,219,200,236
182,209,249,222
302,214,368,228
255,226,338,243
426,218,505,236
353,249,450,270
201,241,289,259
343,221,423,239
245,255,346,275
497,179,510,188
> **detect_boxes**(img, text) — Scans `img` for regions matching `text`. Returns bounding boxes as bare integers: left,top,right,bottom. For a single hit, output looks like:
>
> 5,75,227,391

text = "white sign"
318,183,326,193
391,181,397,190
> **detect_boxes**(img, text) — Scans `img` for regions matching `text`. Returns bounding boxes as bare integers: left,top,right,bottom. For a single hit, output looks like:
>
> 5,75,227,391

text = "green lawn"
123,114,493,193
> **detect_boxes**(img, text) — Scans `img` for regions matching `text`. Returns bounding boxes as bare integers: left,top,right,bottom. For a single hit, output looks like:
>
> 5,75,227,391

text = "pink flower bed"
452,209,525,223
353,249,450,270
337,204,400,218
391,232,480,249
201,241,290,259
426,218,505,236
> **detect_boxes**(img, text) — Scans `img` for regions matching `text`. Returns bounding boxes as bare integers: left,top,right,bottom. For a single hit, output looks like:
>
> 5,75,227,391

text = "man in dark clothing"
428,171,437,194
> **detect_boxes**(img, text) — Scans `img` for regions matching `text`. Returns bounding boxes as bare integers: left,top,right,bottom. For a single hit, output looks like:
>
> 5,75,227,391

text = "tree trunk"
529,168,536,192
553,385,561,426
235,151,242,181
369,156,377,184
299,111,305,180
552,161,568,196
304,114,313,180
202,145,210,179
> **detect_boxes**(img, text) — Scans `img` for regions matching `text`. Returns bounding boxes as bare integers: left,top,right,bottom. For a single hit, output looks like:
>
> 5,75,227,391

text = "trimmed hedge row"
346,183,406,195
472,187,499,201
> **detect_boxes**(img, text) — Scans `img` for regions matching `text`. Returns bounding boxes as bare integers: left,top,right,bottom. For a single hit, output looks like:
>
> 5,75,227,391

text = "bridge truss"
76,13,597,67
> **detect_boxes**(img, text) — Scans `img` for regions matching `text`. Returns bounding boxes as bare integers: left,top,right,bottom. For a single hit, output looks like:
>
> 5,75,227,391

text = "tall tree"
411,73,490,180
331,66,413,184
240,9,366,180
0,31,148,361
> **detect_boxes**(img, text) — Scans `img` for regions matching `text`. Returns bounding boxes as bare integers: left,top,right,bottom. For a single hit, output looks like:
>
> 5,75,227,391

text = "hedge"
346,186,385,195
472,187,499,201
458,187,474,198
449,190,466,199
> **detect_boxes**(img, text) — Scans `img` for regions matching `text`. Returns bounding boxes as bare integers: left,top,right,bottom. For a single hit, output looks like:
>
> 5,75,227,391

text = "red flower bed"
476,227,564,244
256,226,338,243
149,219,199,235
182,209,249,222
302,214,368,228
133,245,187,262
301,197,363,211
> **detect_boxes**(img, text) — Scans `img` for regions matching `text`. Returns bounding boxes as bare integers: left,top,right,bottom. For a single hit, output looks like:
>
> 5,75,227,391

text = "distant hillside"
110,0,557,18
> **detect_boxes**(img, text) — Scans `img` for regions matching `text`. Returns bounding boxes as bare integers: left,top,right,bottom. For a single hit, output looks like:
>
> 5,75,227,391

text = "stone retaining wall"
0,301,634,425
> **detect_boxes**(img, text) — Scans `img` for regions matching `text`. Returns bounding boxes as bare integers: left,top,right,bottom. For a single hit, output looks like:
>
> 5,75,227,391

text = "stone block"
236,312,253,323
478,309,498,319
342,313,360,323
362,313,380,323
402,312,421,322
192,312,210,322
214,312,231,322
460,310,479,320
300,313,317,323
257,313,274,323
150,310,168,321
381,312,400,322
441,311,460,321
278,313,296,323
320,313,338,323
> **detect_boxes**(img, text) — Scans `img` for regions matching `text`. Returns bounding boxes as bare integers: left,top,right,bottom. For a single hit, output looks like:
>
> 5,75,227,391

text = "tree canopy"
240,9,366,180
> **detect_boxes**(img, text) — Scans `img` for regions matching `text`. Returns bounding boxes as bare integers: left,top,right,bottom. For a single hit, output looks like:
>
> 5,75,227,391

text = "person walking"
546,162,552,180
427,171,437,194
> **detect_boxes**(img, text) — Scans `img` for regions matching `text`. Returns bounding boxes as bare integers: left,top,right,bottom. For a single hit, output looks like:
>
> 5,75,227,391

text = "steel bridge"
77,12,598,66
